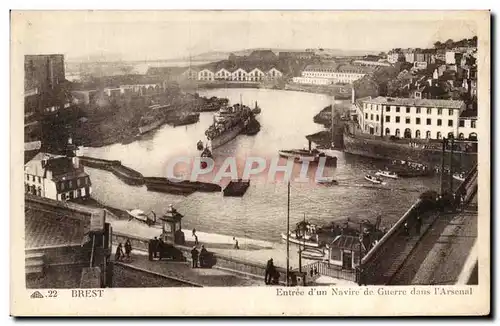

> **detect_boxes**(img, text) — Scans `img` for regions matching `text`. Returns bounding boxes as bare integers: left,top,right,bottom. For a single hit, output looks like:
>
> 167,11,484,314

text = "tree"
444,39,455,49
433,41,442,49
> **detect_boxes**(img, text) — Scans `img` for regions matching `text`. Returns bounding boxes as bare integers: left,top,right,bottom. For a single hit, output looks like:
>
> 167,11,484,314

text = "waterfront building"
182,67,199,80
404,49,416,63
352,60,392,67
328,235,363,269
413,61,428,70
457,110,478,140
355,96,469,140
248,68,266,82
231,68,249,81
198,69,215,81
24,150,92,201
292,64,373,85
387,50,404,63
213,68,231,80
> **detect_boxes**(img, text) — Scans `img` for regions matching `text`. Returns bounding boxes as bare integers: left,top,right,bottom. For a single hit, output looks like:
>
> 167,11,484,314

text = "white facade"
458,117,478,140
24,153,92,201
292,76,332,85
247,68,265,82
294,66,367,85
231,68,248,81
198,69,215,81
267,67,283,80
215,68,231,80
356,97,468,140
446,51,456,64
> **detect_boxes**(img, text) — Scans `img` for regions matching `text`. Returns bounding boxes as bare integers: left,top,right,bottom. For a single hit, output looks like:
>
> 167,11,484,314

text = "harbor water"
82,88,440,242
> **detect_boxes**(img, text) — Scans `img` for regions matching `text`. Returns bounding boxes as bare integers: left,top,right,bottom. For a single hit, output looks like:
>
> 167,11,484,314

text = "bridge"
358,164,478,285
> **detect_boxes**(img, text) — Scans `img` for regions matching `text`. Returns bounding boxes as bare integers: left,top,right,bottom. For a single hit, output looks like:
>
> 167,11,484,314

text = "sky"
13,11,478,62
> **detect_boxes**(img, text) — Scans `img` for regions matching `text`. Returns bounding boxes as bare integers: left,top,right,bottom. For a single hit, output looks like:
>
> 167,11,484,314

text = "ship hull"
343,132,477,171
209,121,248,150
139,118,165,134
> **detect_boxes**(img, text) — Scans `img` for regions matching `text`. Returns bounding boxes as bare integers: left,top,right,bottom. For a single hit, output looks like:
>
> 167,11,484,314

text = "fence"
301,261,356,283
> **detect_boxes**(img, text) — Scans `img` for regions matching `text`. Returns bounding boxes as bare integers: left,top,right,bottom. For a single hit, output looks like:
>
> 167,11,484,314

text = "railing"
301,261,356,283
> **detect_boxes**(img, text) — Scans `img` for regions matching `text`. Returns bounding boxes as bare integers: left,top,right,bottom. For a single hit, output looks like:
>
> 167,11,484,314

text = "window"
405,117,411,124
416,118,421,125
385,128,390,135
396,107,400,113
370,114,373,120
60,182,65,191
437,109,442,115
437,132,442,139
385,116,390,123
32,175,35,182
448,109,453,116
437,119,442,126
448,132,454,139
406,107,410,113
77,178,81,187
459,120,465,127
68,180,72,188
448,120,453,127
37,176,41,183
416,108,421,114
459,133,464,139
471,120,476,128
395,116,400,123
385,107,390,112
69,191,74,200
61,193,66,201
426,131,431,139
426,118,431,125
26,174,29,181
395,129,400,137
415,130,421,138
426,108,432,114
376,115,379,122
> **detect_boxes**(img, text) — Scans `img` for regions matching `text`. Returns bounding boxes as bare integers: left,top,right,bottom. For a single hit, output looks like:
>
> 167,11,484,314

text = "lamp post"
286,180,290,287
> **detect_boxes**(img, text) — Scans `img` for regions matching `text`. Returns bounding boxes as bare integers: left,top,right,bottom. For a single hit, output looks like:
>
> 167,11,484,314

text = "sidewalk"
390,194,478,285
115,250,264,287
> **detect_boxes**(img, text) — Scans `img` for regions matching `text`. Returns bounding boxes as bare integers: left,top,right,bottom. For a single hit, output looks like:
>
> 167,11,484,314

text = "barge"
223,179,250,197
143,177,221,195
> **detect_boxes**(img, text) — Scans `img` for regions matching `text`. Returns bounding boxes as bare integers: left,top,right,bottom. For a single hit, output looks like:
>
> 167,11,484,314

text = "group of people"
190,245,209,268
148,236,166,261
115,239,132,262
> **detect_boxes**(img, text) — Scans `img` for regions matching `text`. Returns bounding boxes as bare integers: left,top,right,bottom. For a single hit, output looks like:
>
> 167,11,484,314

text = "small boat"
375,170,399,179
126,209,157,226
365,174,385,185
316,177,338,185
252,101,261,115
281,232,320,248
453,173,466,182
279,149,319,162
301,248,327,260
197,140,204,151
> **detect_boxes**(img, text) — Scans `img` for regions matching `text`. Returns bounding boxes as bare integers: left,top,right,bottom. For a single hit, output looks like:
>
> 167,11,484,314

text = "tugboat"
375,170,399,179
169,112,200,127
281,220,321,248
316,177,338,185
364,174,385,185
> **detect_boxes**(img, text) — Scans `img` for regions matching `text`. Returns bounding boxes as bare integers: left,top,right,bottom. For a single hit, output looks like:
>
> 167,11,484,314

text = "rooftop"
362,96,465,109
459,109,478,118
25,152,88,181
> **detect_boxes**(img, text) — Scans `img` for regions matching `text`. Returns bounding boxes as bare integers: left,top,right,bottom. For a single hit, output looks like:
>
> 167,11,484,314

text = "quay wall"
343,133,478,171
112,231,286,284
80,156,145,186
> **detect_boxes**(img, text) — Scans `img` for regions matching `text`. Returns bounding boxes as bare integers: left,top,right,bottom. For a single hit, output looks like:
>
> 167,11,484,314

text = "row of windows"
59,177,90,191
365,104,456,116
365,126,478,140
364,113,468,127
26,174,41,183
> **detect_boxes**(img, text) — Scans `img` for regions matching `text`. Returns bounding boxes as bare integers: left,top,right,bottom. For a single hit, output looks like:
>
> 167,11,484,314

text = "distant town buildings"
292,63,374,85
354,96,478,140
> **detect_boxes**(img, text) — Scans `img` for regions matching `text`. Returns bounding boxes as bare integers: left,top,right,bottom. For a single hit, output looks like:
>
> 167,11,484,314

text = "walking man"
148,239,153,261
233,237,239,250
191,246,199,268
415,216,422,235
124,239,132,260
265,258,274,285
152,237,159,259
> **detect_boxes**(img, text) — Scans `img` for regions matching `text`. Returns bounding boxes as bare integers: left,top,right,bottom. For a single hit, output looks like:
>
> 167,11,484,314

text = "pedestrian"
415,216,422,235
233,237,239,250
199,245,208,268
124,239,132,260
148,239,153,261
115,243,124,261
158,238,165,260
309,268,313,278
314,266,318,275
192,228,196,237
152,237,159,259
190,246,199,268
194,234,199,246
265,258,274,285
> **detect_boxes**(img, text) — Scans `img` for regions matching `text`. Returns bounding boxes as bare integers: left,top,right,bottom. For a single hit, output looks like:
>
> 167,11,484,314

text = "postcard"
10,10,490,316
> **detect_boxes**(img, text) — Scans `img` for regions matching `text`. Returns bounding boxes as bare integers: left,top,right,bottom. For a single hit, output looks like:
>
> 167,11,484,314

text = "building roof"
459,109,478,118
363,96,465,109
304,63,339,72
25,152,89,182
330,234,364,252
